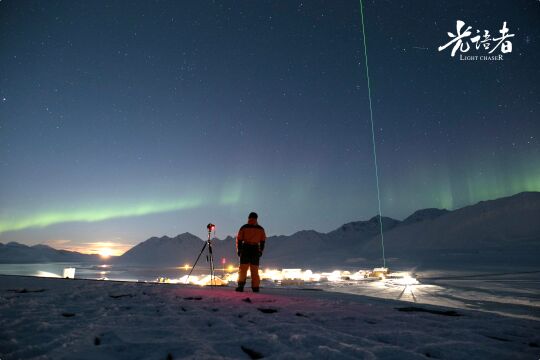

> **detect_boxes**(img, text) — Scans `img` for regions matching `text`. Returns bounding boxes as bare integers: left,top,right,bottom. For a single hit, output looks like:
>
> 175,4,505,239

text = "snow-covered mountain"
0,242,100,264
3,192,538,269
116,232,239,266
113,192,540,268
118,232,205,265
358,191,540,269
261,216,400,268
115,192,540,269
402,208,450,225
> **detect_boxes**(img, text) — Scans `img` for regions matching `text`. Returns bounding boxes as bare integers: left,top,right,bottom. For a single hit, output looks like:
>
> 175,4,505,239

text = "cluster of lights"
255,268,418,285
32,263,417,287
157,267,418,287
157,274,226,286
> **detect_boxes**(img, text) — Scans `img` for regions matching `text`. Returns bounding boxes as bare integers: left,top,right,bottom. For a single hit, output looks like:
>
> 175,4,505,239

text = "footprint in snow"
241,345,264,359
257,308,278,314
8,288,46,293
396,306,461,317
486,335,511,342
109,294,134,299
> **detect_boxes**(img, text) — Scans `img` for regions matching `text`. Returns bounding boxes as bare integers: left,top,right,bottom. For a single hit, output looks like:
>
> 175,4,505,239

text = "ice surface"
0,275,538,359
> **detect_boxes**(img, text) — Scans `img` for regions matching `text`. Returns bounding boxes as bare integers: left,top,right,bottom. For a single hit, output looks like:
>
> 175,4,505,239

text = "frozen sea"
0,262,190,282
0,262,538,321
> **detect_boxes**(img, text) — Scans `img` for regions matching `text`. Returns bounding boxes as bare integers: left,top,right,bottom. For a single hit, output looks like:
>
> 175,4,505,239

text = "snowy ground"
325,270,540,321
1,275,539,359
177,267,540,321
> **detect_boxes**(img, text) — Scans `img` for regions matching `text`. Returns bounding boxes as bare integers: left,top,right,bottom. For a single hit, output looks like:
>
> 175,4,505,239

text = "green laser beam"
359,0,386,268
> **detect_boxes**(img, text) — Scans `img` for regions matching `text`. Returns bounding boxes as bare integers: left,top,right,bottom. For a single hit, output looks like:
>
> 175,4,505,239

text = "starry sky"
0,1,539,254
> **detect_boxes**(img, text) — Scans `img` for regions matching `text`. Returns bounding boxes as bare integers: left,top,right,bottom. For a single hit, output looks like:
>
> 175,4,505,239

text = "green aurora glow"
380,162,540,211
0,197,204,234
2,171,539,235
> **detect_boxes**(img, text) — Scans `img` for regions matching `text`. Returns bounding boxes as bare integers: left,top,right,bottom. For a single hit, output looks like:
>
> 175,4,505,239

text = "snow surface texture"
1,275,539,359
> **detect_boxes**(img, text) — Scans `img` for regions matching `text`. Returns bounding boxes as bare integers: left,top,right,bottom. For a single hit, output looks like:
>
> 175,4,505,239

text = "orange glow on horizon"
98,248,113,258
49,241,133,257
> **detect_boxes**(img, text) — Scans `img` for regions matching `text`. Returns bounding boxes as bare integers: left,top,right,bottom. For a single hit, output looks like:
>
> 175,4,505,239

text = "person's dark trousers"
237,245,261,292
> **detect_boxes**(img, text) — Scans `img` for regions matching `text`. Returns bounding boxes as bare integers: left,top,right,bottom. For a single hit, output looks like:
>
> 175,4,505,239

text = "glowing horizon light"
66,242,131,257
98,248,113,259
35,271,61,278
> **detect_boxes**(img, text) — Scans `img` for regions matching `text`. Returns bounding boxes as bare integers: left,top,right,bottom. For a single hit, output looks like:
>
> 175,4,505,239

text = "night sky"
1,1,538,255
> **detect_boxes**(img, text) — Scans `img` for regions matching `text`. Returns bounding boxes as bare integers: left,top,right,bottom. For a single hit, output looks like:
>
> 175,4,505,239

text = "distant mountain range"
0,242,101,264
2,192,539,269
112,191,540,269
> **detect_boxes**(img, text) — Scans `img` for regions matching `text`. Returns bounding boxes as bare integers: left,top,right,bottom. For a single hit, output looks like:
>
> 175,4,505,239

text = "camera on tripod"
186,222,219,286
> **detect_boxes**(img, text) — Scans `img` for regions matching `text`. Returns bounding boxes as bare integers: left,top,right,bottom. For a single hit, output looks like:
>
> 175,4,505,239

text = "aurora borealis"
0,1,538,253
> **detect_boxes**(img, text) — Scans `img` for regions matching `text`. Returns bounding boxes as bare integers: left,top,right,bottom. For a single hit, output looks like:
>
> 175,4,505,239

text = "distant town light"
63,267,76,279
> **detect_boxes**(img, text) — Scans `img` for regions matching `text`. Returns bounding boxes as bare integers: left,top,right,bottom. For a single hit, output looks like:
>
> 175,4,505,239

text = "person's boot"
252,287,260,293
235,282,245,292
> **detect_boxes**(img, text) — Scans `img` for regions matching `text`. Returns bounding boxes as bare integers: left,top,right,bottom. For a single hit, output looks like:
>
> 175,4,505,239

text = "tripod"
186,224,216,286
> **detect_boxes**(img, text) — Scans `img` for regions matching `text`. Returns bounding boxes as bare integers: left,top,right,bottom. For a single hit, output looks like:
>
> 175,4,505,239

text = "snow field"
0,275,539,359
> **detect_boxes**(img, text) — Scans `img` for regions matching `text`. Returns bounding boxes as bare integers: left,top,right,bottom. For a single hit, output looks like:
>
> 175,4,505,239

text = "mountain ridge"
0,242,101,264
112,191,540,268
2,191,539,268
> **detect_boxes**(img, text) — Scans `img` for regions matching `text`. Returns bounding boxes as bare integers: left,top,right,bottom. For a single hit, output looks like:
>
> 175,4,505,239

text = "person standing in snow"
235,212,266,292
